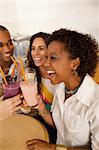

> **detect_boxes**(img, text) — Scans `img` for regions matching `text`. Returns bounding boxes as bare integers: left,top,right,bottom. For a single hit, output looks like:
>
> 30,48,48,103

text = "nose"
33,49,40,55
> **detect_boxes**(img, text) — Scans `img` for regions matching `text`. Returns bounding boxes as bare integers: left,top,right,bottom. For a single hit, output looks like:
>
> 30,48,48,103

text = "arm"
0,94,21,121
38,106,55,127
26,139,89,150
33,95,55,127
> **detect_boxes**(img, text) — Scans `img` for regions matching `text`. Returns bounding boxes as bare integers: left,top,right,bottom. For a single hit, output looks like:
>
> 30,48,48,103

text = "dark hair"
27,32,50,92
0,25,9,32
48,28,98,78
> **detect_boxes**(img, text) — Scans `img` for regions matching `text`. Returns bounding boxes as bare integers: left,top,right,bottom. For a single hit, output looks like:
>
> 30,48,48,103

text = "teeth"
4,53,11,57
47,70,55,74
34,58,41,61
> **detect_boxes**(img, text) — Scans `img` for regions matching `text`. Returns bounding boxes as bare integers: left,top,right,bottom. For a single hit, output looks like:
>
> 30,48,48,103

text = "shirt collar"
55,74,96,107
56,82,65,102
75,74,96,107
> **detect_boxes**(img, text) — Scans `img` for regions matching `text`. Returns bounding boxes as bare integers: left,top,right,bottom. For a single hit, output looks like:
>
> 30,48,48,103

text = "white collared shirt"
51,74,99,150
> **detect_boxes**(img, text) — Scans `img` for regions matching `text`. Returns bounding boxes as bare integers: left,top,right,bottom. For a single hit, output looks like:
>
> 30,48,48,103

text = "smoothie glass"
20,80,38,106
3,82,20,99
3,75,21,99
20,68,38,107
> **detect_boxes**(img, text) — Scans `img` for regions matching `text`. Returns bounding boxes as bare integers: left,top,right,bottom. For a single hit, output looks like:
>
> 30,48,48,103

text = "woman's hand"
33,95,46,112
26,139,56,150
0,94,21,121
33,95,54,127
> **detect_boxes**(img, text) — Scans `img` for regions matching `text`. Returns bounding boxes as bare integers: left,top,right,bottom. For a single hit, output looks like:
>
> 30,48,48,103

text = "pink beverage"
20,81,38,106
3,82,21,99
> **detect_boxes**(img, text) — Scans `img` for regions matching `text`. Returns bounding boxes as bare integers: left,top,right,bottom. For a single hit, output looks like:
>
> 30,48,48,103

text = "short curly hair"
48,28,98,78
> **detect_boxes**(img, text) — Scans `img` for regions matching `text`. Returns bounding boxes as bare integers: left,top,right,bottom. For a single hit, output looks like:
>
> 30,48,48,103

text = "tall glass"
20,68,38,107
24,68,37,82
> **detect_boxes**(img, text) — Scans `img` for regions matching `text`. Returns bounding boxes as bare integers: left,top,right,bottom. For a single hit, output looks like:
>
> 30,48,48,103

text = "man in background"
0,25,14,74
0,25,21,121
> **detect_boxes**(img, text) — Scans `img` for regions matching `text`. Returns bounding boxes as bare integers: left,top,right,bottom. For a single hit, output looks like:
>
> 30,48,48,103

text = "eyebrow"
32,45,46,48
34,45,46,47
50,52,57,55
0,39,12,45
0,39,12,43
39,46,46,48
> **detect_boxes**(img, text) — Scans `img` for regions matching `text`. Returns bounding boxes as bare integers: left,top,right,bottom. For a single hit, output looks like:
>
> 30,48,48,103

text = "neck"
0,59,12,74
64,75,81,91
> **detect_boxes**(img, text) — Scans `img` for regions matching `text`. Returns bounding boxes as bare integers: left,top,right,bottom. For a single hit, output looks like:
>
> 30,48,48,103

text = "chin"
50,80,58,85
5,58,10,62
4,57,12,63
35,63,41,67
35,63,44,67
51,78,62,85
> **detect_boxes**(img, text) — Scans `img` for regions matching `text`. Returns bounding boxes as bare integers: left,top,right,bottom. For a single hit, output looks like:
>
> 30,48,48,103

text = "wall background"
0,0,99,42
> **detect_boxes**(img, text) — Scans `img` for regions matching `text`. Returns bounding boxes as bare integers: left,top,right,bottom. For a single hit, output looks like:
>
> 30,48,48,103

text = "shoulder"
88,84,99,121
76,74,98,106
91,84,99,107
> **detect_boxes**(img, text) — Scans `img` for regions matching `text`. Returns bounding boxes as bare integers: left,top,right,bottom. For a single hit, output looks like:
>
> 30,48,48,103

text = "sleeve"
89,88,99,150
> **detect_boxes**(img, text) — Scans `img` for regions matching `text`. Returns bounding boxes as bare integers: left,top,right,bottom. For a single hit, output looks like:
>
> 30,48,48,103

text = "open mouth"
33,57,43,63
47,70,55,78
4,53,11,57
4,51,12,57
34,57,41,61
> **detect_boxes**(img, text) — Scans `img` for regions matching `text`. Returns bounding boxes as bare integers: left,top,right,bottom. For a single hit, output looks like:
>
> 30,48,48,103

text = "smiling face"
0,30,14,62
31,37,47,67
44,41,76,85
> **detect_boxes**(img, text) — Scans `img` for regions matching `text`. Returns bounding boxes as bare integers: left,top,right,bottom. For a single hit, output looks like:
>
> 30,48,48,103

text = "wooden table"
0,114,49,150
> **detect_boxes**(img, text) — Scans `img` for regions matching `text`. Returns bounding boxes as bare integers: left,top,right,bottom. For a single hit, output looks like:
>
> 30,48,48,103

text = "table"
0,114,49,150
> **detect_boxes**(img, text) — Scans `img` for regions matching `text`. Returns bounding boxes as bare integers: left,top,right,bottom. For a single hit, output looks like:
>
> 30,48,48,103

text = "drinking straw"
18,55,26,81
10,56,20,71
11,67,15,78
10,56,24,80
0,66,8,85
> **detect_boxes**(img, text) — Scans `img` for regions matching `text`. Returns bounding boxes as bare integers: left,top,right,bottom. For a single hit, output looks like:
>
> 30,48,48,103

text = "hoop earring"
72,70,78,76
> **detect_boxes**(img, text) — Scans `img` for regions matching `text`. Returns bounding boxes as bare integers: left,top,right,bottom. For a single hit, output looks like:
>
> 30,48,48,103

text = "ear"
71,58,80,70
